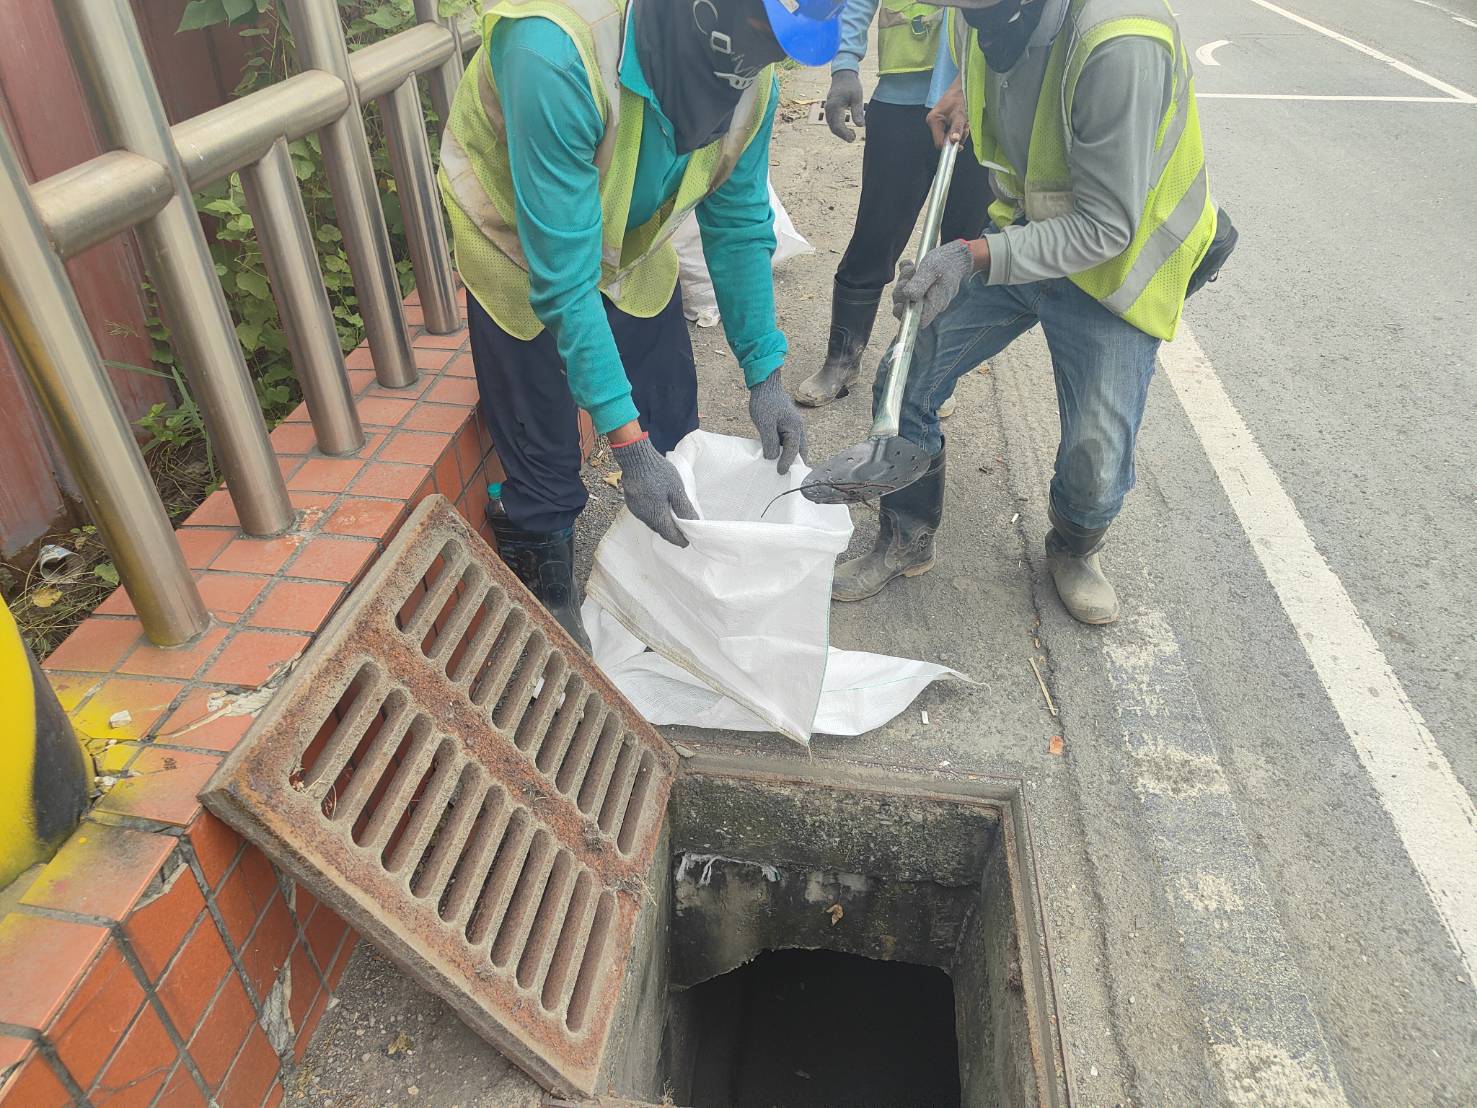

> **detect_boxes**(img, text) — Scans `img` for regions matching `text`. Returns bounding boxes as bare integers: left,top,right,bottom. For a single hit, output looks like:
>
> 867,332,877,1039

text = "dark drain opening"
682,948,961,1108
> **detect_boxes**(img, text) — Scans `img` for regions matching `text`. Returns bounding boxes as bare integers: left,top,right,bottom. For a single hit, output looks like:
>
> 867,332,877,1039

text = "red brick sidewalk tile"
288,457,366,494
209,536,300,576
156,1065,208,1108
123,865,206,980
218,1027,278,1108
0,1052,72,1107
402,404,471,434
242,897,296,999
413,346,455,372
355,397,415,427
445,352,475,378
46,942,145,1090
174,528,236,570
427,376,479,406
187,491,240,529
269,422,319,455
189,974,254,1090
95,748,222,827
194,574,270,623
414,330,466,350
187,813,241,891
286,537,374,584
153,688,251,754
22,825,175,921
204,630,308,686
323,498,404,538
116,627,228,681
44,618,145,674
378,430,452,466
250,581,343,634
344,346,375,370
0,915,109,1030
89,1003,175,1105
68,677,183,742
157,921,232,1039
350,462,425,500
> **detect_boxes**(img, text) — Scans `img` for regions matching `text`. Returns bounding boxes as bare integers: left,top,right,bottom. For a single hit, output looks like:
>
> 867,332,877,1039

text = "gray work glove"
748,370,809,474
824,69,865,142
613,438,697,548
892,239,974,331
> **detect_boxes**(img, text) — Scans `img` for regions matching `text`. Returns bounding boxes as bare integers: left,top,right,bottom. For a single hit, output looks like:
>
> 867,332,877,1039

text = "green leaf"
363,7,406,30
94,563,120,587
316,224,342,243
222,0,255,20
236,320,263,352
178,0,229,32
236,270,270,300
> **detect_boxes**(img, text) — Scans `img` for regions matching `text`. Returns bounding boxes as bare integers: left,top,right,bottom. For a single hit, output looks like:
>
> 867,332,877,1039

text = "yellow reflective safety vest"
438,0,775,339
952,0,1215,340
878,0,944,75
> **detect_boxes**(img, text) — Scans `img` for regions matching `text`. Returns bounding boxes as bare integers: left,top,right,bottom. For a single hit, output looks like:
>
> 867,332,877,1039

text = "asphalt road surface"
302,2,1477,1104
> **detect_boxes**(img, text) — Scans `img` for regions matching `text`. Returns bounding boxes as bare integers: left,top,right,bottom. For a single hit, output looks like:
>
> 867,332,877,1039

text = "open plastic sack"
584,431,966,744
676,179,814,328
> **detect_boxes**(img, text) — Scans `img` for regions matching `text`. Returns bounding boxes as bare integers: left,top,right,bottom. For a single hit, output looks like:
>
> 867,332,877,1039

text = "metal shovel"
801,139,961,505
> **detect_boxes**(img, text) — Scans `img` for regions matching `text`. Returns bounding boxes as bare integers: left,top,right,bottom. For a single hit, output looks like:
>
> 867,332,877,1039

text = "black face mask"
961,0,1045,72
636,0,786,154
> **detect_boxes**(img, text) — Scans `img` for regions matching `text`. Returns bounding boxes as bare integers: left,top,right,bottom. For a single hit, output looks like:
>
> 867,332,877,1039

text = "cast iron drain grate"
202,496,677,1097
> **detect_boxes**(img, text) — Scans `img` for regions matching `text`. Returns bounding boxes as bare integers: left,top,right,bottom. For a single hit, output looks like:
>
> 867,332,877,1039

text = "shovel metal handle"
873,139,961,440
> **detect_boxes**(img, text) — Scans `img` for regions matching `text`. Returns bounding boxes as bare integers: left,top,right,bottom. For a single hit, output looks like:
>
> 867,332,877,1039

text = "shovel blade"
799,436,932,504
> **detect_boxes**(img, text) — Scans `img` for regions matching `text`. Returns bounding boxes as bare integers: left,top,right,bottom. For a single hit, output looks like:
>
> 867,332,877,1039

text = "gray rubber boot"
1044,528,1119,625
486,500,593,653
794,282,882,407
833,445,946,602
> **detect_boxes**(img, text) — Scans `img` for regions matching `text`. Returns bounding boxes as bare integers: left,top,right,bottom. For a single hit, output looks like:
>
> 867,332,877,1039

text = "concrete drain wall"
597,755,1067,1108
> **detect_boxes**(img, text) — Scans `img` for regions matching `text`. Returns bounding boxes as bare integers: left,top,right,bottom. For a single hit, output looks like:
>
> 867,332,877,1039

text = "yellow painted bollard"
1,600,92,888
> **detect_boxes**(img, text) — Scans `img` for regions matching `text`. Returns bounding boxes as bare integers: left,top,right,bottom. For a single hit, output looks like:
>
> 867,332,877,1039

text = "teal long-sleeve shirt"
488,16,787,435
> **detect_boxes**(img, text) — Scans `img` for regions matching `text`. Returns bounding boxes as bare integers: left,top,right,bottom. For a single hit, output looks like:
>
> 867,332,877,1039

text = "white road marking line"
1161,325,1477,992
1412,0,1477,28
1198,92,1471,102
1245,0,1477,102
1195,38,1232,66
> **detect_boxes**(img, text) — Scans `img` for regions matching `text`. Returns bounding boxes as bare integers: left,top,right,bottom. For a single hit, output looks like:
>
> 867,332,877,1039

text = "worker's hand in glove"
892,239,975,331
823,69,865,142
612,437,697,548
748,370,809,474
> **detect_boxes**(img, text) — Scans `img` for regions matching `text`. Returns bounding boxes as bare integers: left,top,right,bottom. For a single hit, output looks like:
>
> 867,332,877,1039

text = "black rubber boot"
1045,500,1118,625
486,500,592,654
794,282,883,407
833,443,946,601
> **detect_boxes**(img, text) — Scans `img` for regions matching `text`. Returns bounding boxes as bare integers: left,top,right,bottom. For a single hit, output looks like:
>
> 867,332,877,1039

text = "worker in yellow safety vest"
794,0,993,406
834,0,1234,625
438,0,845,651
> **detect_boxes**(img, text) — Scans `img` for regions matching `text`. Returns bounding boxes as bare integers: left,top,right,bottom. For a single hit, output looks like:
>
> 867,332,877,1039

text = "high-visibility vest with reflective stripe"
437,0,774,339
952,0,1215,341
878,0,943,75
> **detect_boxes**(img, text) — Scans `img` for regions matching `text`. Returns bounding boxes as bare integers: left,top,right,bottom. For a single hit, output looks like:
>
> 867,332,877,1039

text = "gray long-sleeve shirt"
977,0,1176,286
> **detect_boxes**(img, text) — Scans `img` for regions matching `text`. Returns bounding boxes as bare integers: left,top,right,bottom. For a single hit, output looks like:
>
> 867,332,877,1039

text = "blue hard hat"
760,0,846,66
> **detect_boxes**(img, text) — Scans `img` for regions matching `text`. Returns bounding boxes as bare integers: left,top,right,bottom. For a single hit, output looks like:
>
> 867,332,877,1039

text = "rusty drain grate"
202,496,677,1097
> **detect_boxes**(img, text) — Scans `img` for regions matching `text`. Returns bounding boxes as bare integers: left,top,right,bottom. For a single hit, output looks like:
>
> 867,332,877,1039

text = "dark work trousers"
835,99,994,295
466,287,699,534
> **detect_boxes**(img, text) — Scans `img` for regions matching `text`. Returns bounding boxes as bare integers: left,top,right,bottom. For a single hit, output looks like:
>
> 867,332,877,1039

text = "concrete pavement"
300,2,1477,1103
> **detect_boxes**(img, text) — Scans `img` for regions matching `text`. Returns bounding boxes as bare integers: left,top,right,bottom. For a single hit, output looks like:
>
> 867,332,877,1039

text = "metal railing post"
241,139,365,456
382,79,459,335
0,130,209,647
412,0,464,125
53,0,295,538
280,0,418,389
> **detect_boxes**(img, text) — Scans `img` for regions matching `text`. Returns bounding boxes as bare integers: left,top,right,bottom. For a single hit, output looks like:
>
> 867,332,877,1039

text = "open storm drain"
204,499,1066,1105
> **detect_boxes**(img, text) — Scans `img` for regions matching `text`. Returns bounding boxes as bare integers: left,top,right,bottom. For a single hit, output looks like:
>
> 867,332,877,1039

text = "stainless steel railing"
0,0,473,647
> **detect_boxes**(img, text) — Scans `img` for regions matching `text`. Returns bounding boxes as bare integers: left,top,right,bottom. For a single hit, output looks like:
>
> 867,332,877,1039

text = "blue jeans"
875,273,1160,532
